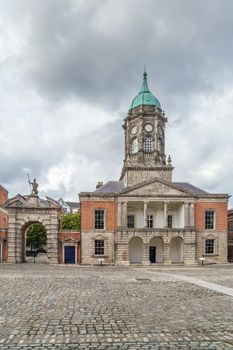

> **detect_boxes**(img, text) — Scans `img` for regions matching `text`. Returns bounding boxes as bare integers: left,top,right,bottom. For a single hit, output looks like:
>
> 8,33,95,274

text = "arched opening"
128,237,143,264
170,237,184,263
22,222,48,263
149,237,164,263
131,138,139,154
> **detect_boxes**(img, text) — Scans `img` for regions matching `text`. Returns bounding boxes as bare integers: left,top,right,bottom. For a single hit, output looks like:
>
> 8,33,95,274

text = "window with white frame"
127,215,135,228
95,239,104,255
144,137,152,152
168,215,172,228
147,214,153,228
205,210,215,230
94,209,105,230
131,138,138,154
205,239,214,254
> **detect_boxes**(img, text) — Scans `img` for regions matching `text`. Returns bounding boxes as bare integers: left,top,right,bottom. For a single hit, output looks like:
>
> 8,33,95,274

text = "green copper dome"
130,70,161,110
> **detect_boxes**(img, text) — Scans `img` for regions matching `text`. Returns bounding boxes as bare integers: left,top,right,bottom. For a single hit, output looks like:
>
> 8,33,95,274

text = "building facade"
0,185,8,262
80,71,229,265
58,198,80,214
3,181,81,265
228,209,233,262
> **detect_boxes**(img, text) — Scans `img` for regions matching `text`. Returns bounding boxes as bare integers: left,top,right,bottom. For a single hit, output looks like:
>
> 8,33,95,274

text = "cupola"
130,69,161,110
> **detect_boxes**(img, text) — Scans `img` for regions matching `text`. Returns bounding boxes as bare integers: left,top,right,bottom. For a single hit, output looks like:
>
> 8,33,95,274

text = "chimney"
96,181,103,189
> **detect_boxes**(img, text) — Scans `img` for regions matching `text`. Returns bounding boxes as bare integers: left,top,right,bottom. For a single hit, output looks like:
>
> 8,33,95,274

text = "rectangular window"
94,209,105,230
205,239,214,254
95,240,104,255
168,215,172,228
147,214,153,228
127,215,135,228
205,210,215,230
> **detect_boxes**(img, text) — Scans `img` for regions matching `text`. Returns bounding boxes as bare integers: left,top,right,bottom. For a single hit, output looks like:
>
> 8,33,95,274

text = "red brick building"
228,209,233,262
80,71,229,265
58,230,81,264
0,185,8,262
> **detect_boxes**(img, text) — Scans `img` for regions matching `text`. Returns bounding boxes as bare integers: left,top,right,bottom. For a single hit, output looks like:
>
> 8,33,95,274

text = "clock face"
144,124,153,132
131,125,138,135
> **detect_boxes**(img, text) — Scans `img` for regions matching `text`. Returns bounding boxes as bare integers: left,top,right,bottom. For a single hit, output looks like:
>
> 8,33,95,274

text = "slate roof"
94,181,125,193
65,201,80,209
173,182,208,195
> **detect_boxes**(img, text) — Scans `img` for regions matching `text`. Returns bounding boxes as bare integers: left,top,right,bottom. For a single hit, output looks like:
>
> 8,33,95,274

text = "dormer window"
131,138,138,154
144,137,152,152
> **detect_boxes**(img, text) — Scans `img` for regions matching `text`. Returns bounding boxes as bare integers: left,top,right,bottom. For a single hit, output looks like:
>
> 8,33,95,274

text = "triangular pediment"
120,178,193,196
4,194,26,208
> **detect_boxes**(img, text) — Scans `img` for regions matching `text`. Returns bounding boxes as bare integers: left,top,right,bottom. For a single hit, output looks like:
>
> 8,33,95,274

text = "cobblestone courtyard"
1,264,233,349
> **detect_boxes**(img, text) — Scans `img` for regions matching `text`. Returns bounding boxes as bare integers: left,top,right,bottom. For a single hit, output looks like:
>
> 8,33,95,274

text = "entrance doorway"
149,246,156,263
64,246,76,264
24,223,48,264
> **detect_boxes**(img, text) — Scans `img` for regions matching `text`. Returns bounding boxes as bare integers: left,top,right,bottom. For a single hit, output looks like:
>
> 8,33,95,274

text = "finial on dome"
143,64,147,79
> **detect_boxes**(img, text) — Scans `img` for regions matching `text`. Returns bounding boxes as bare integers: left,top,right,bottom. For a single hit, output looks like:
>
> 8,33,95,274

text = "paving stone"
1,264,233,349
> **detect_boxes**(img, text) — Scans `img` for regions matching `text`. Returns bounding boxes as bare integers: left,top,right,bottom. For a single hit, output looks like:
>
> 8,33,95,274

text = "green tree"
61,211,80,230
26,223,47,251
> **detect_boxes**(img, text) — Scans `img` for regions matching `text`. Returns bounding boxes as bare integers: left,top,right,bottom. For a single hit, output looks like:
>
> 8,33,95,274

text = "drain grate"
136,278,151,282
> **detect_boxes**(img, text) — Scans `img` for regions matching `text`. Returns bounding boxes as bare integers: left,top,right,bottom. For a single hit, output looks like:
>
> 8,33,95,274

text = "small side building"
0,185,8,262
228,209,233,262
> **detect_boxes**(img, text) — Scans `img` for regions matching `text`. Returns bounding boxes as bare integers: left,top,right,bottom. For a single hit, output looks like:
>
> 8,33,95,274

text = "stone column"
7,212,17,263
47,211,59,264
163,236,171,264
143,201,148,228
117,202,122,227
142,242,150,265
122,201,128,228
163,201,168,228
184,202,189,228
190,202,195,228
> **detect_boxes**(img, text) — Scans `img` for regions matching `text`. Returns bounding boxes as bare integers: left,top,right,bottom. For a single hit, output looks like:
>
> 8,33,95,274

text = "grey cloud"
6,0,233,113
1,0,233,205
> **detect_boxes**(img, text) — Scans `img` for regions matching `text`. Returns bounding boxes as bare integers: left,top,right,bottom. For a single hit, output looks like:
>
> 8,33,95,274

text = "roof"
65,201,80,209
130,70,161,110
173,182,208,195
94,181,125,193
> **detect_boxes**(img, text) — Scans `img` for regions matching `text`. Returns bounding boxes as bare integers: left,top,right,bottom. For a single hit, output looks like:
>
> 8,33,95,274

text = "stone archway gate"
4,193,61,264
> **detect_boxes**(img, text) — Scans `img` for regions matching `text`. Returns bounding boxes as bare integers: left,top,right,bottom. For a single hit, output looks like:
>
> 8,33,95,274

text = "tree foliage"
26,223,47,251
61,211,80,230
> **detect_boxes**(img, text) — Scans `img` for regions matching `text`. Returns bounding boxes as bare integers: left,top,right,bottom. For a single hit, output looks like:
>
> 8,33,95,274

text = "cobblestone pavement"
1,264,233,349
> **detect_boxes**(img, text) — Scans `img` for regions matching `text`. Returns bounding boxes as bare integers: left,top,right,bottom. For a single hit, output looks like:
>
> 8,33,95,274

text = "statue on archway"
30,179,39,196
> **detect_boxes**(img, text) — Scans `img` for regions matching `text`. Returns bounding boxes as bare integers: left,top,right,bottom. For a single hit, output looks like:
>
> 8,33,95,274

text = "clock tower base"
120,165,173,187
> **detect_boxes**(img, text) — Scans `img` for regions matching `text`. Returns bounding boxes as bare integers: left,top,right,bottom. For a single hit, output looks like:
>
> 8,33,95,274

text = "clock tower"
120,70,173,186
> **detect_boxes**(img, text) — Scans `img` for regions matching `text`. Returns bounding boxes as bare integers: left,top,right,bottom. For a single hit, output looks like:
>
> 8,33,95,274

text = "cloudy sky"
1,0,233,205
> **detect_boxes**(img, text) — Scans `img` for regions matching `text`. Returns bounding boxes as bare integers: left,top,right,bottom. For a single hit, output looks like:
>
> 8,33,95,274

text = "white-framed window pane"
131,138,138,154
168,215,172,228
147,214,153,228
205,239,214,254
144,137,152,152
205,211,214,229
94,209,105,229
127,215,135,228
95,240,104,255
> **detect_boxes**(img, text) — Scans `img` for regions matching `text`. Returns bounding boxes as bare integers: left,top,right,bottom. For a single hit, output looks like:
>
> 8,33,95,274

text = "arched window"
144,137,152,152
158,139,162,153
131,138,138,154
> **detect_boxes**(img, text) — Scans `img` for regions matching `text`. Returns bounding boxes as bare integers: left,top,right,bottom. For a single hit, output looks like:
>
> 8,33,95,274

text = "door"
64,246,76,264
149,246,156,263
